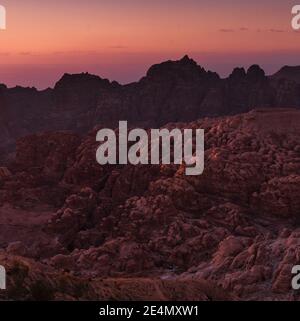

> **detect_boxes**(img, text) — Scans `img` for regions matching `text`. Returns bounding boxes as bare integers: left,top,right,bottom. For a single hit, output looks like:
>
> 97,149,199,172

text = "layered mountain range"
1,56,300,300
1,55,300,162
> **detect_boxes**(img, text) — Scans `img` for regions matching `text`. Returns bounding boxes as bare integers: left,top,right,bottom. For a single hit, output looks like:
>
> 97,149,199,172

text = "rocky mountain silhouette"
272,65,300,84
1,55,300,162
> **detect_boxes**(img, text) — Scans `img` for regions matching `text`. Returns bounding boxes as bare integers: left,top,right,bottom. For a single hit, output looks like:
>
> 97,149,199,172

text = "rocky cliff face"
1,56,300,162
0,109,300,300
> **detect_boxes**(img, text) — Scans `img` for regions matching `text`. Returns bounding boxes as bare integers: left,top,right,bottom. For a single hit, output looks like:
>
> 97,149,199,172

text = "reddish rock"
0,109,300,300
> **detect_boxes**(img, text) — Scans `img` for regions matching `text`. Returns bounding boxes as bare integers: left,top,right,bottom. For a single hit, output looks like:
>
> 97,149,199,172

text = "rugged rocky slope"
1,56,300,162
0,252,232,301
0,108,300,300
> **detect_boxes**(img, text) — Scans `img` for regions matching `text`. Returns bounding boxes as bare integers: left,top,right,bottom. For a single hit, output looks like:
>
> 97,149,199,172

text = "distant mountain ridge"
1,55,300,162
271,65,300,84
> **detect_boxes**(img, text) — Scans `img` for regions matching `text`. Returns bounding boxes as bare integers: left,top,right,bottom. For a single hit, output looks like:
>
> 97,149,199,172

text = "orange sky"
0,0,299,88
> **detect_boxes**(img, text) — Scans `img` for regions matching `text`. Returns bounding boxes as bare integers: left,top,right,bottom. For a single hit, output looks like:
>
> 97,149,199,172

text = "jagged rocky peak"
145,55,219,82
54,72,116,91
246,64,266,81
179,54,198,65
0,83,7,91
229,67,246,80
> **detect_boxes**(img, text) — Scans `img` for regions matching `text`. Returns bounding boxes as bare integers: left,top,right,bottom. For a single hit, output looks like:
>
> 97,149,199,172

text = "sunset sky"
0,0,300,88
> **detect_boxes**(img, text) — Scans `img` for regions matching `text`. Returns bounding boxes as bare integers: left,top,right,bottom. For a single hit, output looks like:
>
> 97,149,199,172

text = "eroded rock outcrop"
0,109,300,300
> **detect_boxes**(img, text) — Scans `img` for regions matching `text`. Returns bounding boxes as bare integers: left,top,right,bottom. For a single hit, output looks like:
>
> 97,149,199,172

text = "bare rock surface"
0,108,300,300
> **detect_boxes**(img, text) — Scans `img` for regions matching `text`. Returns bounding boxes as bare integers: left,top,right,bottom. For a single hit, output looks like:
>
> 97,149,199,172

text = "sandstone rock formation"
0,108,300,300
0,251,232,301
